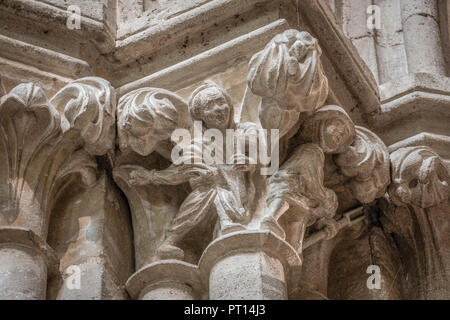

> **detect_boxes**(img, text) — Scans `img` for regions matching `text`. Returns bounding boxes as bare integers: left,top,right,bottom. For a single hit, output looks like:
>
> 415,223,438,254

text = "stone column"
400,0,446,76
0,227,57,300
200,231,302,300
126,260,202,300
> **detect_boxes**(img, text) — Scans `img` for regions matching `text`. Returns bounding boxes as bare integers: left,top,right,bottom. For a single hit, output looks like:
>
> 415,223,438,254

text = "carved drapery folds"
0,77,115,238
2,26,447,300
109,29,394,300
244,29,328,141
111,30,392,260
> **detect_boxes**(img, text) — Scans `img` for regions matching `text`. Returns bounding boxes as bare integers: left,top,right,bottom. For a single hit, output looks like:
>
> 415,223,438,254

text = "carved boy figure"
128,82,255,260
261,143,338,249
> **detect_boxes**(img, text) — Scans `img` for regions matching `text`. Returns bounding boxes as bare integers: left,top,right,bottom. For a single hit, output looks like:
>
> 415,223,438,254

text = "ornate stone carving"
108,29,401,300
117,87,191,158
112,31,393,298
300,105,356,154
244,29,328,139
261,143,338,249
116,82,255,262
0,77,116,299
380,146,450,299
389,147,449,208
1,0,449,302
50,77,116,156
0,78,115,237
335,126,391,204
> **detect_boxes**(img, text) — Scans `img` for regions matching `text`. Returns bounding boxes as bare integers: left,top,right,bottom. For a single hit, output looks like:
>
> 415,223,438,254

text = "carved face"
192,87,231,130
300,105,356,154
321,117,355,153
390,148,450,208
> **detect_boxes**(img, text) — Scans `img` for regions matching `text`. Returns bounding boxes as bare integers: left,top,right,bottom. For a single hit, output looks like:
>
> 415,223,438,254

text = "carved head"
117,88,190,156
389,147,450,208
247,29,328,113
300,105,356,154
189,81,234,131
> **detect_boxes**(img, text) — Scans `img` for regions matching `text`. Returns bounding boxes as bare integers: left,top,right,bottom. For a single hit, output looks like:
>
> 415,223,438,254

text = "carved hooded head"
247,29,328,113
389,147,450,208
300,105,356,154
188,81,235,131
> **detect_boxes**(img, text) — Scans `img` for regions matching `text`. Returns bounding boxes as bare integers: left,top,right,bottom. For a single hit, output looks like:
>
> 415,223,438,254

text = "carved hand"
128,167,156,186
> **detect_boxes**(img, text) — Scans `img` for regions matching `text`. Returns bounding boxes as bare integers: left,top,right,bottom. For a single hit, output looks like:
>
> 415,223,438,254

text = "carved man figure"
127,82,256,260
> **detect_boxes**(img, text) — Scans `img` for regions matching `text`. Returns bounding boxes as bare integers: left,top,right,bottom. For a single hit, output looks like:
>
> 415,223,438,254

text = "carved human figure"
117,87,191,159
260,143,338,251
259,105,353,247
127,82,256,260
334,126,390,204
300,105,356,154
246,29,329,139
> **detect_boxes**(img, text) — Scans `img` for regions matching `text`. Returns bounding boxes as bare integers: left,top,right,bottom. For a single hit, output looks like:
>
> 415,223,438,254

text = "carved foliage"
0,78,115,238
50,77,116,156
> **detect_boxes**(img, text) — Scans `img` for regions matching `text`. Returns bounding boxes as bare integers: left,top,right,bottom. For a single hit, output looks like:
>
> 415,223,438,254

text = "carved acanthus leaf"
0,83,62,234
334,126,390,204
0,79,114,238
117,87,191,157
50,77,116,156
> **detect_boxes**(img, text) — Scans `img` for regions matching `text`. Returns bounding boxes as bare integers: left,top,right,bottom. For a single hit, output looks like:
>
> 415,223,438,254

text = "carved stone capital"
380,146,450,299
0,78,115,238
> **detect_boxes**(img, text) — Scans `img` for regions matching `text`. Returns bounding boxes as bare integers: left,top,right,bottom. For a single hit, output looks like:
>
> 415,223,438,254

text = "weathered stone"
0,0,449,301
